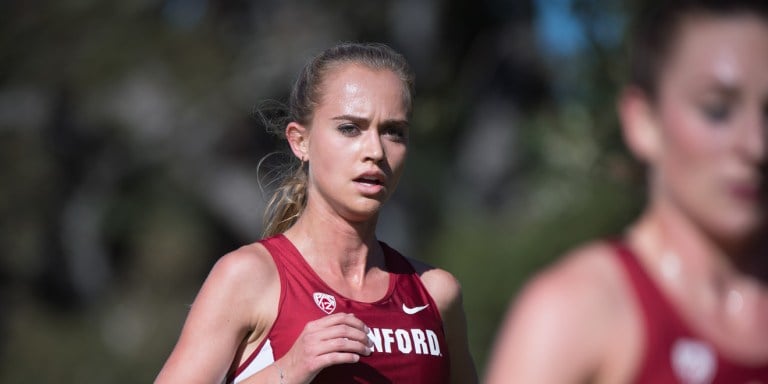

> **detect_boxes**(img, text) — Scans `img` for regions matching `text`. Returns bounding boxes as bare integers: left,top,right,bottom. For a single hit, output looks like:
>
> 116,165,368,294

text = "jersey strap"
611,240,768,384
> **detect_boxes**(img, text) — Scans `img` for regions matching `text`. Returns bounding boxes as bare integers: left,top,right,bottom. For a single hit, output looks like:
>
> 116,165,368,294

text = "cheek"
307,137,351,185
660,106,725,170
310,132,352,161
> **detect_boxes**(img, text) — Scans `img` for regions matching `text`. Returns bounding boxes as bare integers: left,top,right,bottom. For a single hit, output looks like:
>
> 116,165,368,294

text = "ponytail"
262,160,307,238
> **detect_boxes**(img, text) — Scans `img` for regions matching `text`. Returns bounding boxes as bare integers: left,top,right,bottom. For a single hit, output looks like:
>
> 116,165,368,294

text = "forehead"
317,63,407,114
662,14,768,90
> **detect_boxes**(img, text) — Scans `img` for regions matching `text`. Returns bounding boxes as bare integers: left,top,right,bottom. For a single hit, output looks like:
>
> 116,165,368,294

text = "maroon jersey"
229,234,451,383
613,241,768,384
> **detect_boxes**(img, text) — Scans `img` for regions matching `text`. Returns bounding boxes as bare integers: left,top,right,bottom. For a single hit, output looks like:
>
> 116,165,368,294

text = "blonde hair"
261,42,414,238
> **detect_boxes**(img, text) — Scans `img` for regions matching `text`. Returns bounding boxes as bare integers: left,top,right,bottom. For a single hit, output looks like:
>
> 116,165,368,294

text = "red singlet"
614,241,768,384
228,234,451,383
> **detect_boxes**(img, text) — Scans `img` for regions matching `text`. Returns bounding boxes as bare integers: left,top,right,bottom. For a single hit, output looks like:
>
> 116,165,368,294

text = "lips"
353,171,387,195
354,176,383,185
354,171,386,186
729,182,760,202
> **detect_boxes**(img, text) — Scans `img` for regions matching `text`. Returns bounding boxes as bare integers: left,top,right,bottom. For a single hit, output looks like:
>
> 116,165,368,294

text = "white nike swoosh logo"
402,303,429,315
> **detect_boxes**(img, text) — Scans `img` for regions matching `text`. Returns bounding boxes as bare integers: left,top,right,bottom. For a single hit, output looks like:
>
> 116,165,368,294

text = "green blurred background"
0,0,646,382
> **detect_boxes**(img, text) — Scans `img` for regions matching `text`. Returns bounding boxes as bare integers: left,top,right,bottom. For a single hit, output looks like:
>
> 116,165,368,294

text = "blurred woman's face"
651,14,768,243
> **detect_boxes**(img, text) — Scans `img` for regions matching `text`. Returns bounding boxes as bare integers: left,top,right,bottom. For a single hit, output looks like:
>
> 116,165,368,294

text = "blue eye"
381,125,408,143
379,123,408,143
338,124,360,136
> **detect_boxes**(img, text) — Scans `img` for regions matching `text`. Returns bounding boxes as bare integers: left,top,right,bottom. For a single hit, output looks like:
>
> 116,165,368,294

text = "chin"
707,214,766,247
341,204,383,223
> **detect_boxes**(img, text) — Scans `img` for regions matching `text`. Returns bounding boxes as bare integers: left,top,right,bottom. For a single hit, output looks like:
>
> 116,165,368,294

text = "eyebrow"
712,83,740,96
331,114,410,129
695,80,741,99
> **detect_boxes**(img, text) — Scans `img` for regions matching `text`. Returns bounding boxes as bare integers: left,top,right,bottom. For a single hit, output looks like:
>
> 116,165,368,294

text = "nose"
363,130,384,163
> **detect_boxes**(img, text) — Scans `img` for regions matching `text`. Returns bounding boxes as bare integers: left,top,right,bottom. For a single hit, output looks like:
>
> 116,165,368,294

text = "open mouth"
354,177,383,186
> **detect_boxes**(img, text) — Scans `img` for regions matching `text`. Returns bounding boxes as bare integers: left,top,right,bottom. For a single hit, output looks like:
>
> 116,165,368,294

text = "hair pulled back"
262,42,414,237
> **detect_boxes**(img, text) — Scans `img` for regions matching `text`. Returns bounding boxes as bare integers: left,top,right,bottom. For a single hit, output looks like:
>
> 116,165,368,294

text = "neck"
283,200,383,282
631,200,745,281
627,200,766,316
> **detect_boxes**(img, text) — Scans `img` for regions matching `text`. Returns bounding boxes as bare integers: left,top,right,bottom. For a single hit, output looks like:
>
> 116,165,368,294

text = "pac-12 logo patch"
313,292,336,314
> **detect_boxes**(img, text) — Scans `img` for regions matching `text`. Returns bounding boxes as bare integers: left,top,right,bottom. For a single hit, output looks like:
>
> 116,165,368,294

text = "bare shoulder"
200,241,280,319
543,240,625,295
406,257,462,311
212,241,277,285
485,240,632,383
519,240,628,324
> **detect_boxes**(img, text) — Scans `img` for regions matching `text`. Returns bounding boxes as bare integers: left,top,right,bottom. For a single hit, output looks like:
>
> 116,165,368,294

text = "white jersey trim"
232,339,275,384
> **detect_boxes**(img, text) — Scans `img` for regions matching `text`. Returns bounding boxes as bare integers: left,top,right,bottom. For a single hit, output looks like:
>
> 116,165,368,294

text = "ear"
618,86,661,164
286,122,309,161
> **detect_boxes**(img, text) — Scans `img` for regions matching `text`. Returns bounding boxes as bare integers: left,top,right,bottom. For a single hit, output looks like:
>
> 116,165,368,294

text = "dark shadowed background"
0,0,644,381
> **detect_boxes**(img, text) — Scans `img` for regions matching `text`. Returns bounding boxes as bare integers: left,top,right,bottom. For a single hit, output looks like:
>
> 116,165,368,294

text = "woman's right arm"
155,245,280,383
156,244,373,384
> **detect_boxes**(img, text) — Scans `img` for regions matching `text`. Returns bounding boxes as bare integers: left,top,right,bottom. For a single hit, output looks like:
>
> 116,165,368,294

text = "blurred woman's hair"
261,42,415,237
627,0,768,99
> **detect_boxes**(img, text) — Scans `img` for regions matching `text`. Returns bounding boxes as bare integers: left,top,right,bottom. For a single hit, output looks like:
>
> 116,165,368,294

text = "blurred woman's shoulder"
495,239,643,382
507,240,638,351
527,240,631,312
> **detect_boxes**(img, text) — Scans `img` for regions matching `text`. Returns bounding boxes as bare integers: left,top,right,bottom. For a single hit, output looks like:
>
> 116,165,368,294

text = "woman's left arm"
413,262,478,384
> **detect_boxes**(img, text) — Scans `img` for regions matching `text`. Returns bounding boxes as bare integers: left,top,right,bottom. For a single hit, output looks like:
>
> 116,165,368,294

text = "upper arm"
484,249,617,384
155,244,279,384
413,260,478,384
